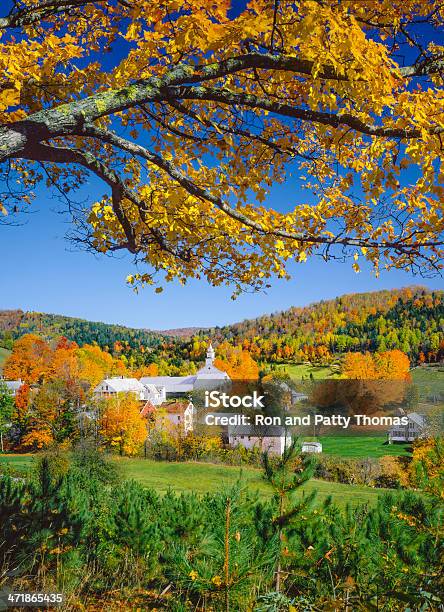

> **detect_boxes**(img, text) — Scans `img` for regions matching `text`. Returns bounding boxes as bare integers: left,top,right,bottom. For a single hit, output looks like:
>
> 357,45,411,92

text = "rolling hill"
0,286,442,366
209,286,443,362
0,309,166,350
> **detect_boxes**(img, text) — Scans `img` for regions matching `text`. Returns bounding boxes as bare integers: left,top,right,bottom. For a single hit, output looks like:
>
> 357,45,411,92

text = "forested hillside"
0,310,165,350
209,287,444,363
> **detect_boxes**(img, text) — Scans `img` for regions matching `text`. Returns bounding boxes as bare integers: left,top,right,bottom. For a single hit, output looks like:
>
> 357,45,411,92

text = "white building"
140,344,230,396
228,424,292,456
302,441,322,453
388,412,427,443
0,379,23,397
93,377,165,405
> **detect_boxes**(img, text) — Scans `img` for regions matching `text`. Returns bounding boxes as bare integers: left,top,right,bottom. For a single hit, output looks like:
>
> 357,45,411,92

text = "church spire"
205,342,215,366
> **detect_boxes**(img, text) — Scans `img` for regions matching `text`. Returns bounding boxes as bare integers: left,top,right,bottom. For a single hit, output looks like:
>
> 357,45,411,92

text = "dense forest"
0,287,443,368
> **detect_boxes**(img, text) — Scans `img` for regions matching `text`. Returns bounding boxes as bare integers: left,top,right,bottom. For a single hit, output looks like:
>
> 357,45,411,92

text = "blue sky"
1,175,442,330
0,2,442,330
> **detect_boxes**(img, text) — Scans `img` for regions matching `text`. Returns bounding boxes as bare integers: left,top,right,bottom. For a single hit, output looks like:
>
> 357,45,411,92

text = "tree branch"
76,123,444,254
165,85,437,139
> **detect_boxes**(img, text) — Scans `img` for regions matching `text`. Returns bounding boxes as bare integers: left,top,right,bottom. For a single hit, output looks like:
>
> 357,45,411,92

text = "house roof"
407,412,427,427
388,412,427,432
1,380,23,393
143,383,163,395
95,377,146,394
140,401,156,417
228,424,289,437
163,401,193,415
140,375,196,393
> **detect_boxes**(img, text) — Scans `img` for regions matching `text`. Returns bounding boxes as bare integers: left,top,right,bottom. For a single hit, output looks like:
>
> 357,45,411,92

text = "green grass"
314,436,411,458
0,347,11,371
0,453,386,508
113,458,385,507
411,366,444,400
0,453,36,473
274,363,341,380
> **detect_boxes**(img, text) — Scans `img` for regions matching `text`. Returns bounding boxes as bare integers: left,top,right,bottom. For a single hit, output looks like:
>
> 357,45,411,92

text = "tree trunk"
224,497,231,612
276,492,284,592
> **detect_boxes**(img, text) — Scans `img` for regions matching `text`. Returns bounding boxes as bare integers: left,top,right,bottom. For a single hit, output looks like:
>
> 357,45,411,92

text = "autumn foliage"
343,349,411,380
0,2,442,294
4,334,128,388
214,342,259,380
3,334,52,385
99,393,147,456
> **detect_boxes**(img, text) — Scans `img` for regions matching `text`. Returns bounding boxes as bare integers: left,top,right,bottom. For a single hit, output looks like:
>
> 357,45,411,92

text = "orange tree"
3,334,52,385
99,392,147,456
214,342,259,379
343,349,410,380
0,1,443,294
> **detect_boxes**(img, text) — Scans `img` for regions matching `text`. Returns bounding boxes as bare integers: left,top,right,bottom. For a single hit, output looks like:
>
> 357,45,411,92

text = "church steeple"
205,342,215,367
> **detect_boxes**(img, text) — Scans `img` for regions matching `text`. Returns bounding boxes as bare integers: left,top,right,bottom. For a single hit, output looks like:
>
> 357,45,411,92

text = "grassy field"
0,453,36,472
0,453,386,508
274,363,340,380
411,366,444,400
273,362,444,393
0,347,11,371
315,435,411,458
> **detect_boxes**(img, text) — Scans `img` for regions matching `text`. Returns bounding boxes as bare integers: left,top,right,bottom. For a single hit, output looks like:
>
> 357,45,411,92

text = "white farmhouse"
140,344,230,396
228,424,292,456
93,376,165,405
388,412,427,443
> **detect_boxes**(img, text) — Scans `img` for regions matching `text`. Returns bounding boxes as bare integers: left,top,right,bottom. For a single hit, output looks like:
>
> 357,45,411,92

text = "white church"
140,343,230,395
93,344,230,404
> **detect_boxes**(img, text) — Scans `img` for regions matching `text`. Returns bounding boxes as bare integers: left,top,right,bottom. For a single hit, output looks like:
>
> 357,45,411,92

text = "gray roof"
228,424,289,437
140,375,196,393
407,412,427,427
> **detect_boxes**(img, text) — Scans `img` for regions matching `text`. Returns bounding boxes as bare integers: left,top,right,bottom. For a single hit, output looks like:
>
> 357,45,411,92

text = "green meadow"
0,346,11,371
274,363,341,379
0,454,386,508
315,435,411,457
